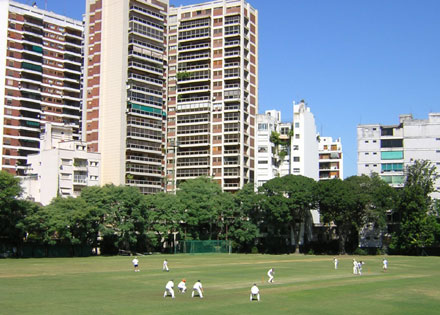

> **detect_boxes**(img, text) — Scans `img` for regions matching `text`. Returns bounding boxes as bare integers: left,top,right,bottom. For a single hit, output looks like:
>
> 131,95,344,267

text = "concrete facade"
22,124,100,205
318,136,343,180
357,113,440,199
166,0,258,192
1,1,83,176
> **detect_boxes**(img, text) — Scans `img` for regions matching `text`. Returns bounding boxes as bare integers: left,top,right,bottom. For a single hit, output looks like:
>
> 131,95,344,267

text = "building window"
293,145,299,150
258,160,268,164
381,127,394,136
258,123,267,131
293,157,300,162
258,146,267,153
293,168,300,173
295,122,299,128
381,151,404,160
381,139,403,148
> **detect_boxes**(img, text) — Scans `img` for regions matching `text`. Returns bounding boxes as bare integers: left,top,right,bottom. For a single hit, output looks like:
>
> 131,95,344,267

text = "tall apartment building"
357,113,440,198
21,123,100,205
83,0,168,194
0,1,83,175
166,0,258,192
318,136,343,180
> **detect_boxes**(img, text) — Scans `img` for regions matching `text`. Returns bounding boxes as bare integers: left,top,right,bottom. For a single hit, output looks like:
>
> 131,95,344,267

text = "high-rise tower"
83,0,168,194
0,1,83,175
166,0,258,192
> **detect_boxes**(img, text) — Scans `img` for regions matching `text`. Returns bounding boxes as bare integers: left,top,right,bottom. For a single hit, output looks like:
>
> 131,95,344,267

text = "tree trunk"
338,230,346,255
292,224,300,254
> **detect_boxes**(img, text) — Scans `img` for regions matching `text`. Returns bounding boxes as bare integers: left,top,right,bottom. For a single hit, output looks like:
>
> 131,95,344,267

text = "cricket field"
1,254,439,314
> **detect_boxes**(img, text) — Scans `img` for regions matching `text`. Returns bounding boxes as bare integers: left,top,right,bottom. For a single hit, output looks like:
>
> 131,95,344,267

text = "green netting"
178,240,229,254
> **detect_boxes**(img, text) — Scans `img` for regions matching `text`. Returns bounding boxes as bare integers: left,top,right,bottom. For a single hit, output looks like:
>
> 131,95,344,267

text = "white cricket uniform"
164,280,175,298
267,268,274,283
353,260,358,275
250,285,260,301
383,259,388,271
358,262,363,275
132,258,139,272
177,281,186,293
163,260,169,271
192,281,203,298
334,258,338,270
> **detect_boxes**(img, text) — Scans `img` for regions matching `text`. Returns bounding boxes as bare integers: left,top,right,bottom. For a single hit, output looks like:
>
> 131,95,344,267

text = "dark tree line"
1,160,439,256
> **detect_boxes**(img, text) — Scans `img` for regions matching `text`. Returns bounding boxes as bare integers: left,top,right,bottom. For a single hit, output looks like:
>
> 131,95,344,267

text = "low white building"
21,124,100,205
357,113,440,199
318,137,343,180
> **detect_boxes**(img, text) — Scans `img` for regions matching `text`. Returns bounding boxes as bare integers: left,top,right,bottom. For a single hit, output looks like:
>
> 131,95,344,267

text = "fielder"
250,283,260,301
267,268,274,283
163,259,169,272
353,259,358,275
177,279,187,293
192,280,203,298
358,261,364,276
383,258,388,272
333,257,338,270
164,280,175,298
132,257,139,272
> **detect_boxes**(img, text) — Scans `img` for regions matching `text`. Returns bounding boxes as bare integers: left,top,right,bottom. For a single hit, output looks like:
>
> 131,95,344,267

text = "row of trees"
1,160,439,256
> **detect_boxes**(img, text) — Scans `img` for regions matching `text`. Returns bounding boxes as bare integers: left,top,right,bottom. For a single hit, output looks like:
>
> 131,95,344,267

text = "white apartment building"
357,113,440,199
318,136,343,180
256,110,283,187
256,101,321,186
22,124,100,205
290,101,319,180
0,1,83,176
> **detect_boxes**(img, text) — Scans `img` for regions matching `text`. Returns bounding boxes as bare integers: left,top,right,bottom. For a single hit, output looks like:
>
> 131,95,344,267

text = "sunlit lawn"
1,254,439,314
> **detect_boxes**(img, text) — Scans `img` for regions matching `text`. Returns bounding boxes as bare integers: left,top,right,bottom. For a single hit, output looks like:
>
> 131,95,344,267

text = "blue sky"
20,0,440,178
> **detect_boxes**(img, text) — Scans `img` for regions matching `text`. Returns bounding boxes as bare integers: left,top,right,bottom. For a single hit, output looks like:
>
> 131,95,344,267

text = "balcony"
126,141,162,154
178,64,210,72
178,52,210,62
177,95,210,103
128,61,163,75
73,176,88,185
179,42,210,51
128,73,163,87
177,85,209,94
126,155,162,165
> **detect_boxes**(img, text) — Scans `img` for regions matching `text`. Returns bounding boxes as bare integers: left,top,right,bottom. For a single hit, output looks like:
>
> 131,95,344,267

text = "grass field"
1,254,440,314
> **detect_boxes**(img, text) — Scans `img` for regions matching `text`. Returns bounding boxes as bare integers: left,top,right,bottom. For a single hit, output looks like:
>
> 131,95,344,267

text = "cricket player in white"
353,259,358,275
177,279,187,293
163,259,169,272
267,268,274,283
132,257,139,272
358,261,364,275
164,280,175,298
383,258,388,272
333,257,338,270
250,284,260,301
192,280,203,298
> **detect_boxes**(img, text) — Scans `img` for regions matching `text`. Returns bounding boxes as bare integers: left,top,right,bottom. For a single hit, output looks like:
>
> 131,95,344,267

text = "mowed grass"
1,254,440,314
